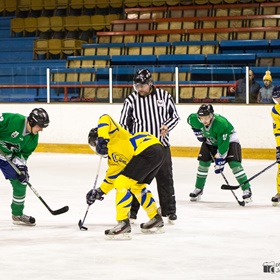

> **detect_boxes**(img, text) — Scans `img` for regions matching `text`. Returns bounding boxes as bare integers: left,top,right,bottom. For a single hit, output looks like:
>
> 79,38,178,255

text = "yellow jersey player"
271,85,280,205
86,114,165,239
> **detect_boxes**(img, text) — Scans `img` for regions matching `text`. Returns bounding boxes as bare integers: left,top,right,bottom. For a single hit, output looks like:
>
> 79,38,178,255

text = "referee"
119,68,180,224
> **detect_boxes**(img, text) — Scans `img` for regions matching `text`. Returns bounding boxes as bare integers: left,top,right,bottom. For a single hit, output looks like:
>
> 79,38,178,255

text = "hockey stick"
0,150,69,215
221,161,277,190
78,155,103,231
208,149,245,207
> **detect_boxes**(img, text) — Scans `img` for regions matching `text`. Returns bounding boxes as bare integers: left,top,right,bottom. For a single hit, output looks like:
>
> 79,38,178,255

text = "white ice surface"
0,153,279,280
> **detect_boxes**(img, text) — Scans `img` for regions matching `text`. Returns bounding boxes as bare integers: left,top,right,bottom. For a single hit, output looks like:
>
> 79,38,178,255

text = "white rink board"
0,104,274,148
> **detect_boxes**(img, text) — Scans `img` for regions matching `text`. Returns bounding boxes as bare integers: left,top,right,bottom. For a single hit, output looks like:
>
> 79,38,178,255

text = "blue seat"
206,54,256,66
219,40,269,54
157,54,205,65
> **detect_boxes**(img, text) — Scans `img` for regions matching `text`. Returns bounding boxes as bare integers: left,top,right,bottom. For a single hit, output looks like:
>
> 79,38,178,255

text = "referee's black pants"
130,146,176,218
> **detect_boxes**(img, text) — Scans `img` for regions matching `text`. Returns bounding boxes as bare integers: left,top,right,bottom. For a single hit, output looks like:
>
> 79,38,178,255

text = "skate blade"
190,195,202,202
105,233,132,240
244,197,253,204
141,226,165,234
12,221,36,226
272,201,279,207
167,219,175,225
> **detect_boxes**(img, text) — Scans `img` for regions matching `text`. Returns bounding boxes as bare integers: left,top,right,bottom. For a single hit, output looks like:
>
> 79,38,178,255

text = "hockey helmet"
88,127,98,148
197,104,214,117
133,68,153,88
272,85,280,99
28,108,49,128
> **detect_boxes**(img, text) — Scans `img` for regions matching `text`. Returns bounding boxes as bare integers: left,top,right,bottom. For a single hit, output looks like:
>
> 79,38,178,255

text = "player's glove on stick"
214,156,226,174
192,128,205,142
86,188,104,205
16,165,29,183
96,137,109,155
276,147,280,163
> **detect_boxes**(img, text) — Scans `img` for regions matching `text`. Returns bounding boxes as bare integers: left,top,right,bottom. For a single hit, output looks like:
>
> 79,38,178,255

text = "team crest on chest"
112,153,128,166
11,131,19,138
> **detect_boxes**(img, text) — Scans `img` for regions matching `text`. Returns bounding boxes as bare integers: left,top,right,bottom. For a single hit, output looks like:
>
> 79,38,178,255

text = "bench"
206,53,256,66
110,54,157,66
51,68,96,83
219,39,270,54
66,55,110,68
97,26,280,44
81,43,125,56
125,42,171,55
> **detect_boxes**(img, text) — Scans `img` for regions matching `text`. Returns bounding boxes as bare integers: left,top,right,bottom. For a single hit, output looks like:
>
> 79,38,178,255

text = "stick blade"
51,206,69,215
239,201,246,207
221,184,240,190
78,219,88,231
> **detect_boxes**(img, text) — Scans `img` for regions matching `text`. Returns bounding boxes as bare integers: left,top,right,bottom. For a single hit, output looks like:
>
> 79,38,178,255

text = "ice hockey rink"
0,152,279,280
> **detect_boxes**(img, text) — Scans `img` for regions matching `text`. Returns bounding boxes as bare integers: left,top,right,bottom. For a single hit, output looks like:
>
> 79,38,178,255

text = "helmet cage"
88,127,98,149
272,85,280,99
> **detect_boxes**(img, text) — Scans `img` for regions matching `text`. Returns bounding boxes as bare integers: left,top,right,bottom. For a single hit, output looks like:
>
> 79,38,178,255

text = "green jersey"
0,112,38,162
187,113,238,157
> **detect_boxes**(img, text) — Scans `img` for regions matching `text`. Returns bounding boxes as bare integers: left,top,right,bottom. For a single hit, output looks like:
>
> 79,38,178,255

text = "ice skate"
140,214,165,234
12,214,36,226
271,193,280,206
167,213,177,225
105,219,132,240
189,187,203,201
242,188,252,203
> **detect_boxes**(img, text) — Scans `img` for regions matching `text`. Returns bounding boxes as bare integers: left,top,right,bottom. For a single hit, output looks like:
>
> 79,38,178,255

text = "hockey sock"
131,183,158,219
195,161,211,189
228,161,251,190
10,179,26,216
114,175,134,221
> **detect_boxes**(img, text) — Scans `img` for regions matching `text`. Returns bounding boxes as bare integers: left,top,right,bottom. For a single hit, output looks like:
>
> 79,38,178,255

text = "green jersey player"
187,104,252,203
0,108,49,226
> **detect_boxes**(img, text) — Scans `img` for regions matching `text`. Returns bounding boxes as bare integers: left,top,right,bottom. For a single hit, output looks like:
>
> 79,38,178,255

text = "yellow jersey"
97,114,162,193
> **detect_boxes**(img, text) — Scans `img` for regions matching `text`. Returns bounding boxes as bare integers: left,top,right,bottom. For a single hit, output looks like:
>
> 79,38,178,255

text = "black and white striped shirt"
119,86,180,147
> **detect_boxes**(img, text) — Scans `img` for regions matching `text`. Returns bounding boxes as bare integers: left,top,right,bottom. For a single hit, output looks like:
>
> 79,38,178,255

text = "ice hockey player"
86,114,165,239
271,85,280,206
187,104,252,203
0,108,50,226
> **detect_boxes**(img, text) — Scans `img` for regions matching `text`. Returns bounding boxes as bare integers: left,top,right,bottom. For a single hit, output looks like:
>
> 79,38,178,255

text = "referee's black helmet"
133,68,153,85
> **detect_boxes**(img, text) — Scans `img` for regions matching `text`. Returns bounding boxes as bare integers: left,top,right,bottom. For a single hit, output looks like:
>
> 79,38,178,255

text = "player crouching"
86,114,165,239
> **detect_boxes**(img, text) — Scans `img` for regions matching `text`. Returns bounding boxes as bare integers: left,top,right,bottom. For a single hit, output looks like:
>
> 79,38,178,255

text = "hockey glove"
214,157,226,174
276,147,280,163
192,128,205,142
96,137,109,156
86,188,104,205
16,165,29,183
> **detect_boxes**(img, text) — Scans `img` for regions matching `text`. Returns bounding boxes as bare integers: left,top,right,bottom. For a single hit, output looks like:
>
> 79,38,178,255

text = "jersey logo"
157,100,164,107
11,131,19,138
0,141,20,153
112,153,128,166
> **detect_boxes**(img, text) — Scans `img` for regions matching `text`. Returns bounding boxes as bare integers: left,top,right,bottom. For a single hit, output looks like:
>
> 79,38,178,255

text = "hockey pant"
195,160,251,191
113,174,158,221
130,146,176,217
